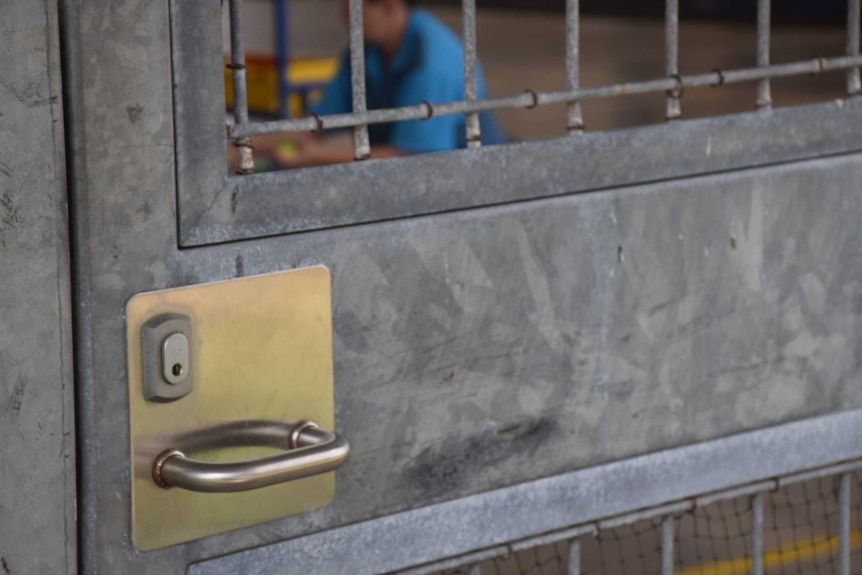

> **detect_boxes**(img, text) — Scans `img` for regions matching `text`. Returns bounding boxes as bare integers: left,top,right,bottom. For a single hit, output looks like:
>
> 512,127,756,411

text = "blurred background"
224,0,848,142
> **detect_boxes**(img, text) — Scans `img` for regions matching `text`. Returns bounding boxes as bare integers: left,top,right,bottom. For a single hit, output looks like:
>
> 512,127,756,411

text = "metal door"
12,0,862,572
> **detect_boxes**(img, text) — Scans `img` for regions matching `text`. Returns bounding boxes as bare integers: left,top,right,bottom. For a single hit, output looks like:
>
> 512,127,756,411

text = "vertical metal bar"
664,0,681,120
566,0,584,134
229,0,254,174
348,0,371,160
275,0,290,119
848,0,861,95
750,493,764,575
661,515,675,575
839,473,851,575
463,0,481,148
567,538,581,575
756,0,772,109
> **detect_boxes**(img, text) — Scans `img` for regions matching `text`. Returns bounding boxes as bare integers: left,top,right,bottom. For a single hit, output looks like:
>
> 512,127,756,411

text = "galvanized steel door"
56,0,862,573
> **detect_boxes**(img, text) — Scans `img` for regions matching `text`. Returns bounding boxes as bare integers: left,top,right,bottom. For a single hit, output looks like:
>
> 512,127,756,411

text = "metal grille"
224,0,862,173
386,461,862,575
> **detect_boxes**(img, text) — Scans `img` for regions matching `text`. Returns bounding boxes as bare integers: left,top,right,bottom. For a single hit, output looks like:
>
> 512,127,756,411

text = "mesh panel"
761,477,839,575
676,494,753,573
582,518,665,575
428,471,862,575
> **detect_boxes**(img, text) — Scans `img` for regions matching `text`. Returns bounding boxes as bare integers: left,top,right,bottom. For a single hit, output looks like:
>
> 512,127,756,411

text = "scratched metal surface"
0,0,76,573
63,0,862,573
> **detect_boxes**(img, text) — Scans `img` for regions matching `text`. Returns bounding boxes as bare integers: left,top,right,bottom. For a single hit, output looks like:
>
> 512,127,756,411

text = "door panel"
0,0,76,572
62,0,862,573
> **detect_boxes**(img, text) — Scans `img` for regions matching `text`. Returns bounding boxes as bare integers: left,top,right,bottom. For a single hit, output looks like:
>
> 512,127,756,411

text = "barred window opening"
221,0,857,175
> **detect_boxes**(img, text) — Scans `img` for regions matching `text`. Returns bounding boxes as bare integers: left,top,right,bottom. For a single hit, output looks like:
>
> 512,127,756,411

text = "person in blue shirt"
255,0,505,169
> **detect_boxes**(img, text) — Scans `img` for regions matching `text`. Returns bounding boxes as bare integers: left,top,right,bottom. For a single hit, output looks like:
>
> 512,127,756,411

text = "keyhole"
172,363,183,377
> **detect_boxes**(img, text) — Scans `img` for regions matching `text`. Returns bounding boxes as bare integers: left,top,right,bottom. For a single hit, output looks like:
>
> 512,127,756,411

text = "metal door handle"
152,420,349,493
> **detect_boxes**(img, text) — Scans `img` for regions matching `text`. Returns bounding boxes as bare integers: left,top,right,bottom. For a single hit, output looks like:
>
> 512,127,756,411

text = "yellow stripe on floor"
677,531,862,575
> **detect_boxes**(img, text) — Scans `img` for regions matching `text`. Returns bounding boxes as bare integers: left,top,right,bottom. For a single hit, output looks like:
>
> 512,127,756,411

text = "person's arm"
226,131,316,172
227,53,353,172
275,69,460,168
250,131,315,155
274,137,403,169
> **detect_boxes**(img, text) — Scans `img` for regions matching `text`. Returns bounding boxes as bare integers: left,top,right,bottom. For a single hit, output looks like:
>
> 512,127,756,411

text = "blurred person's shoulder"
411,10,463,64
409,9,463,89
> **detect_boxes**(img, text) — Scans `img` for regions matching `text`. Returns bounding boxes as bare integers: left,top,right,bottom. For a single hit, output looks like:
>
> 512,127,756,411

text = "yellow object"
288,57,339,85
224,56,338,117
127,267,335,550
678,530,862,575
276,140,298,157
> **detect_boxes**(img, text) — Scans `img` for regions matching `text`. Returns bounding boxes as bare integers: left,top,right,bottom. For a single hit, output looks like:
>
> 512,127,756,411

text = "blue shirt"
311,9,506,153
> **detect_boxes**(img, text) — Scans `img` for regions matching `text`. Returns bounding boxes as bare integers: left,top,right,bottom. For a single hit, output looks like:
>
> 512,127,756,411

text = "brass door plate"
126,266,334,551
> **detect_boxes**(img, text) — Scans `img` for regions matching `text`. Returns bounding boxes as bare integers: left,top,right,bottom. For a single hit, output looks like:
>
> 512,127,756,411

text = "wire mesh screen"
414,468,862,575
675,494,753,573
